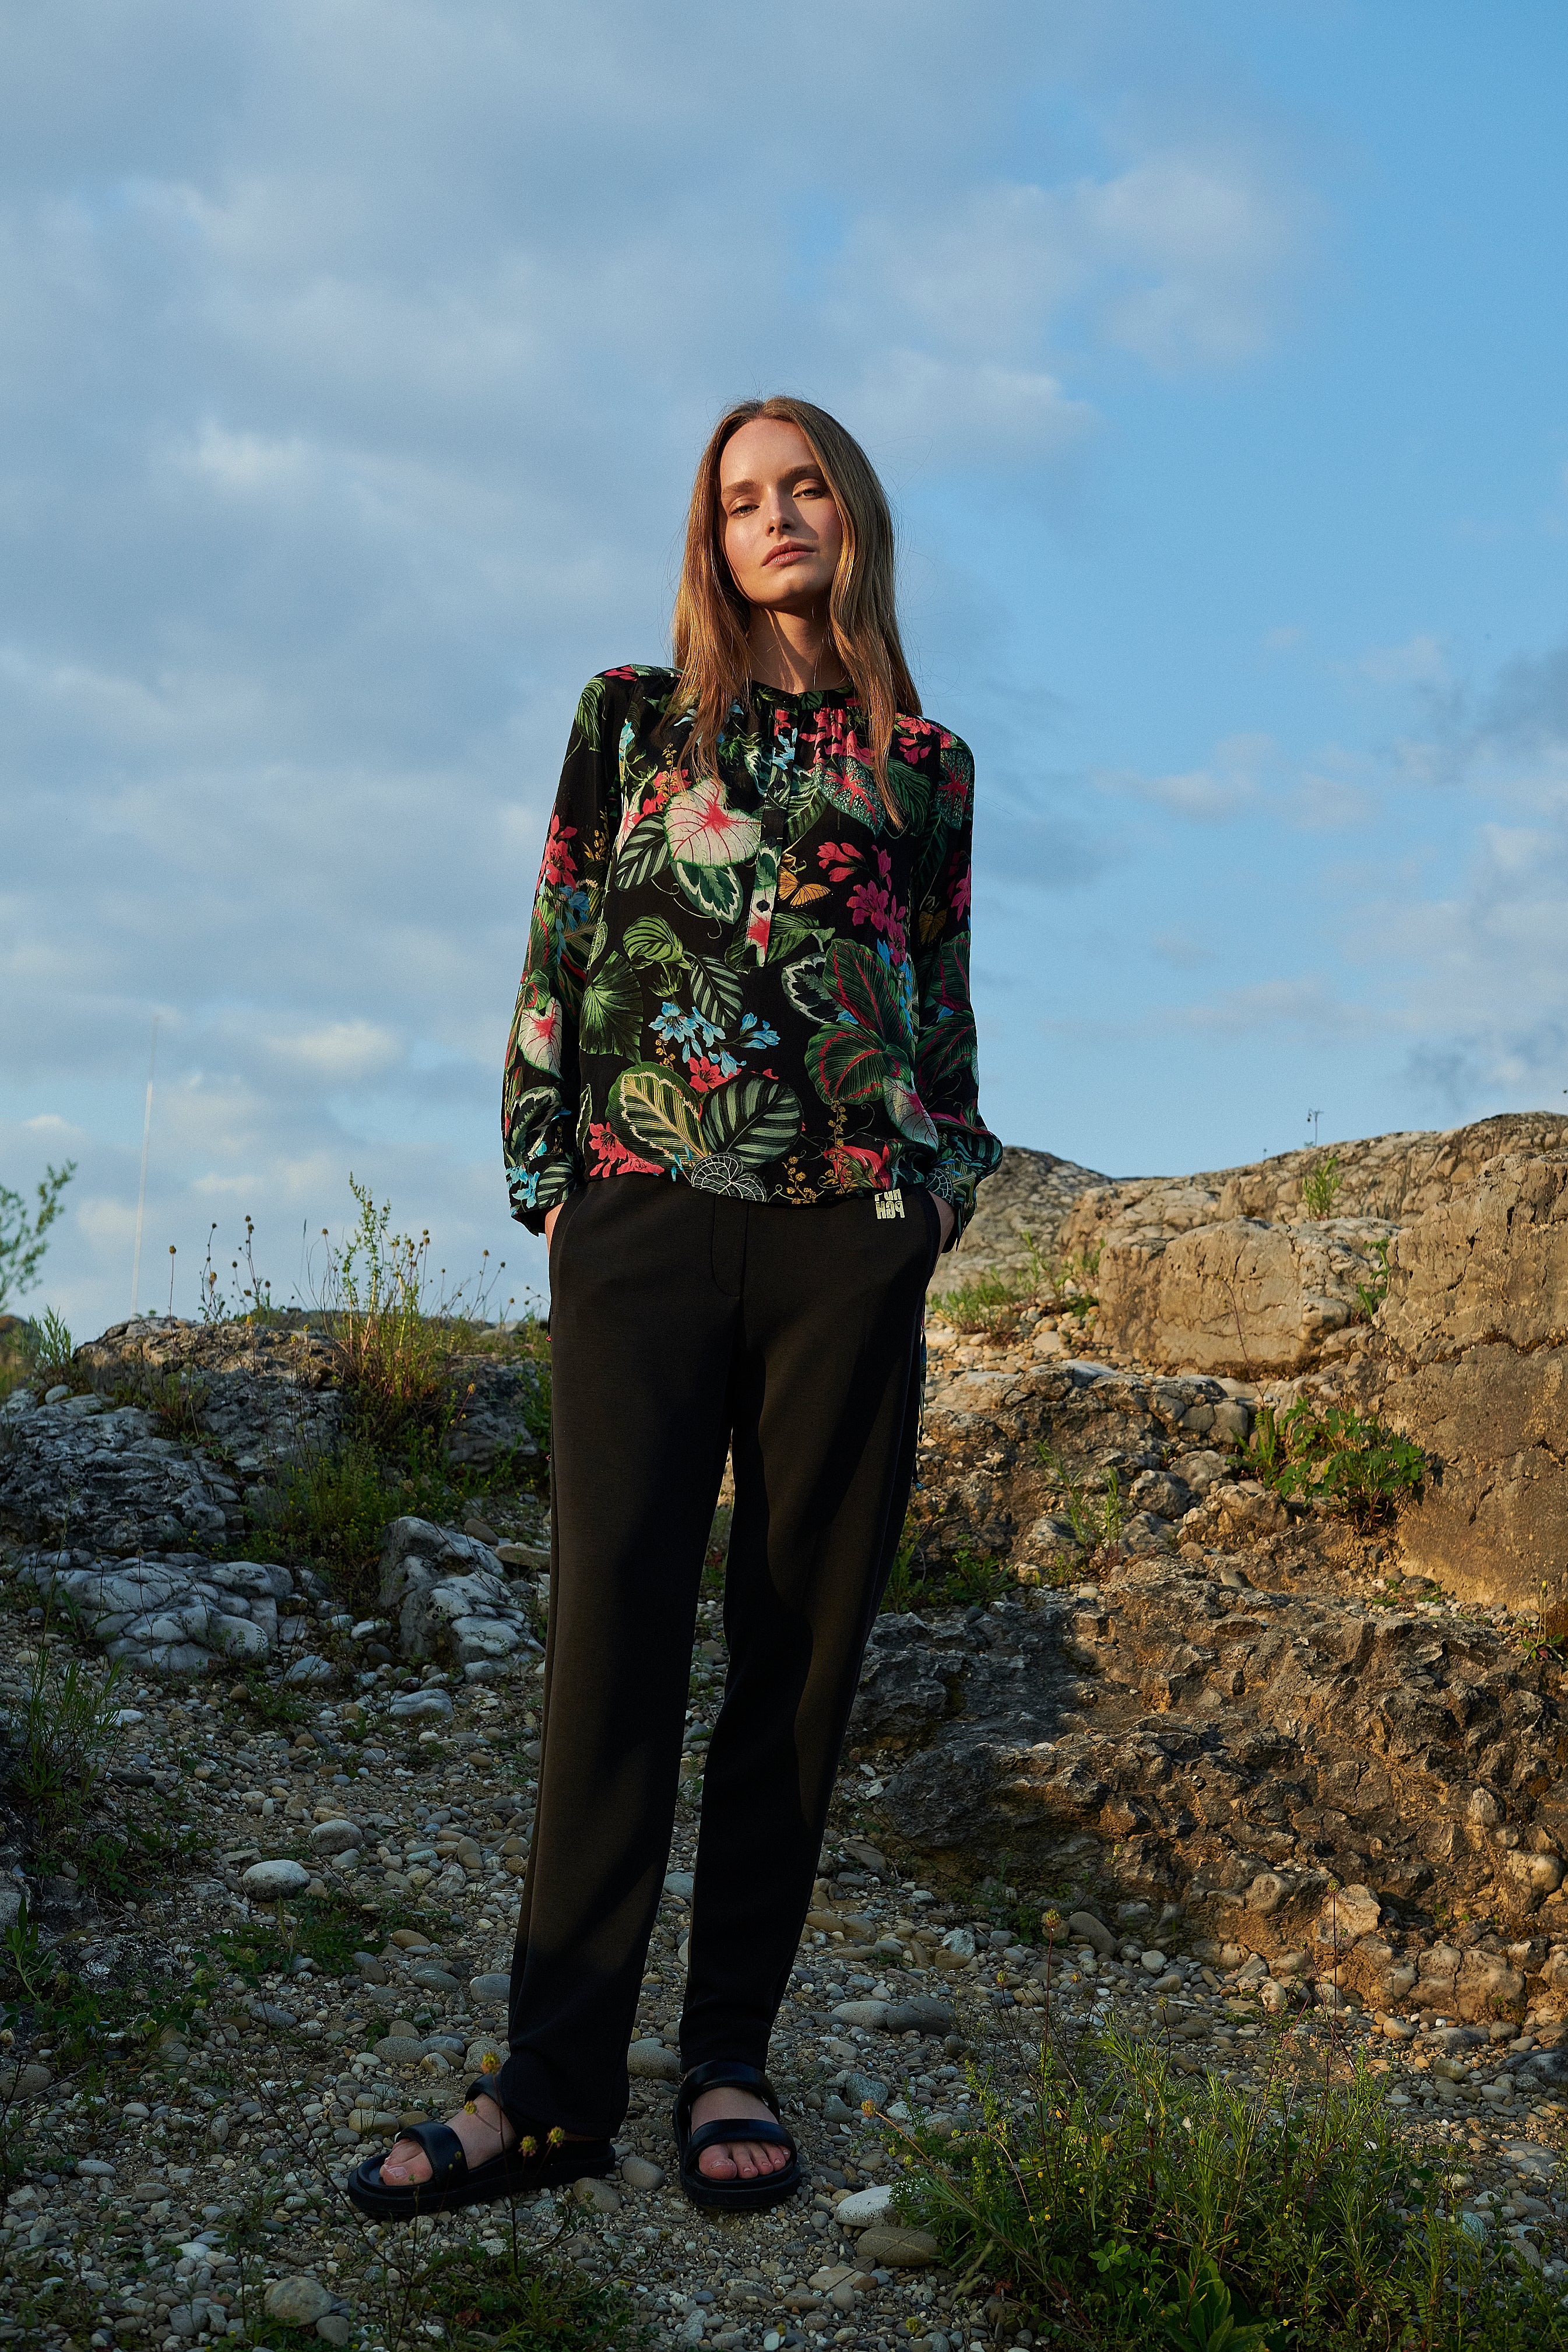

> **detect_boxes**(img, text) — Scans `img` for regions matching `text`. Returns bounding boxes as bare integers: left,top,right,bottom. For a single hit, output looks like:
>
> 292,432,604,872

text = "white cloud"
1358,634,1448,688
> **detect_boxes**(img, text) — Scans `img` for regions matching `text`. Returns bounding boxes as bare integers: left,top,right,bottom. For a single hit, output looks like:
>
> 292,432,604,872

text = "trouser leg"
680,1189,935,2075
500,1178,736,2135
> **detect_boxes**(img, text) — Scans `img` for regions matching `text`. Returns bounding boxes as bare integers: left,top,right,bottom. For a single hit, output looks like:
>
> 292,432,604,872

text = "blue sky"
3,0,1567,1335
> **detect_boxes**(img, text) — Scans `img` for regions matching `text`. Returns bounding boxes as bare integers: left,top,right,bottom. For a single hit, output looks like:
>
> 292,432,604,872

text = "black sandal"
673,2060,803,2213
346,2078,613,2221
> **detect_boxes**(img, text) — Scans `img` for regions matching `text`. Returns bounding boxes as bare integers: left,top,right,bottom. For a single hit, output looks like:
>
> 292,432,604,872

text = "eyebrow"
720,466,824,496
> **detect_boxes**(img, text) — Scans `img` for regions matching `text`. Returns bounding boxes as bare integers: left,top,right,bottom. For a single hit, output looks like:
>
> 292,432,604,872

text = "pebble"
388,1687,453,1720
835,2185,895,2227
248,2001,300,2030
627,2037,682,2081
409,1964,461,1992
470,1971,511,2002
263,2275,333,2323
308,1818,363,1854
374,2036,430,2064
282,1653,337,1686
842,2071,889,2109
620,2153,666,2190
832,1999,890,2028
242,1858,310,1897
1067,1910,1116,1955
571,2175,622,2213
854,2226,941,2268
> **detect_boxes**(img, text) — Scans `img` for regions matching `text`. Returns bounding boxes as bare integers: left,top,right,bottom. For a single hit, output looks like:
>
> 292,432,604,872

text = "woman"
350,395,1001,2222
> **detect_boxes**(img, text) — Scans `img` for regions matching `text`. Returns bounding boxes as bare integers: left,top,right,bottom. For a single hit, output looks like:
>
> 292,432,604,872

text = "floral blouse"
502,666,1001,1239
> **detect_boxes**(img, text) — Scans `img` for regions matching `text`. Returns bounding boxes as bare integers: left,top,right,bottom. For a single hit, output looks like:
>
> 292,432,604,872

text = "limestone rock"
378,1517,540,1675
442,1353,545,1471
0,1397,241,1563
927,1144,1109,1299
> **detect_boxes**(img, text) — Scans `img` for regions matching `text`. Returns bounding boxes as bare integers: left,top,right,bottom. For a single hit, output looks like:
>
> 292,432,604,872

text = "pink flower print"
686,1052,741,1096
846,849,907,960
950,869,971,922
586,1121,663,1177
817,840,863,883
837,1141,894,1185
540,815,579,890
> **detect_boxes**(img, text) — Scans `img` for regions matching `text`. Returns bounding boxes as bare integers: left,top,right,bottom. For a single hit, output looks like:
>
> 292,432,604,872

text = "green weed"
1036,1445,1127,1563
892,2029,1566,2350
1302,1154,1344,1219
21,1305,85,1394
1353,1237,1393,1322
1246,1400,1425,1525
8,1600,124,1837
417,2239,644,2352
881,1537,1010,1614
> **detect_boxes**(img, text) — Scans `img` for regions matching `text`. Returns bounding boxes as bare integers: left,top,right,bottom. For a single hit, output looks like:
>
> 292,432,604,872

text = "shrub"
1035,1444,1128,1565
0,1159,74,1314
893,2028,1566,2350
1246,1400,1425,1525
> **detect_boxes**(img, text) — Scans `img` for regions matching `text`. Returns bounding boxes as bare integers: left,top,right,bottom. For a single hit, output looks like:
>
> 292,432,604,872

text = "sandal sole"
346,2143,611,2222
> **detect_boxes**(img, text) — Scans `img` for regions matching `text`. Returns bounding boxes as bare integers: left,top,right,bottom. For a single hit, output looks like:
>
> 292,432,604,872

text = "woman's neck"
746,607,848,693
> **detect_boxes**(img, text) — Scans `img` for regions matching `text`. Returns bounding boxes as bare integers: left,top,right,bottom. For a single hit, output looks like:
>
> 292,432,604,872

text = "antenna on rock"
131,1016,159,1317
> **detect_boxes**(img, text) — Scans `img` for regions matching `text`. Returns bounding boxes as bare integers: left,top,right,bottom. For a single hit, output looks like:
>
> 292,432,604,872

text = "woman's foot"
377,2091,516,2187
689,2084,791,2181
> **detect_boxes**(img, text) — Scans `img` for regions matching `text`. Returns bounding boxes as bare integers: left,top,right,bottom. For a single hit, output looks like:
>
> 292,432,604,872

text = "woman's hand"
931,1194,956,1253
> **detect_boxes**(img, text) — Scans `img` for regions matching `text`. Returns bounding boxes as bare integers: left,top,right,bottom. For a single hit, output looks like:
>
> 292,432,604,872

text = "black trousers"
497,1175,937,2135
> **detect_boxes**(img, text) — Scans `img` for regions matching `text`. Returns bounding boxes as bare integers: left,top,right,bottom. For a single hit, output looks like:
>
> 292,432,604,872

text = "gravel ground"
3,1504,1567,2349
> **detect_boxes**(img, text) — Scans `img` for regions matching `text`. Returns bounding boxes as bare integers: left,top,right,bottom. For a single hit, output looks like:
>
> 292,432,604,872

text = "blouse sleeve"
910,732,1004,1244
502,676,619,1231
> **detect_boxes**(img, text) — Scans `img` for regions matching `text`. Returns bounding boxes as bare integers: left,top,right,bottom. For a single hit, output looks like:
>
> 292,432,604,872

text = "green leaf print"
579,948,642,1060
825,937,911,1052
883,1074,937,1148
689,955,744,1029
808,1022,897,1105
887,757,932,830
614,808,672,888
575,674,607,753
779,948,838,1024
915,1005,976,1092
623,915,687,977
503,1081,561,1159
608,1062,706,1166
674,859,744,921
687,1152,767,1200
765,912,832,965
701,1077,802,1169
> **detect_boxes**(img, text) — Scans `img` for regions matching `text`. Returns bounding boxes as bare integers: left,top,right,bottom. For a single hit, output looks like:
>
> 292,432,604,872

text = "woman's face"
719,417,844,621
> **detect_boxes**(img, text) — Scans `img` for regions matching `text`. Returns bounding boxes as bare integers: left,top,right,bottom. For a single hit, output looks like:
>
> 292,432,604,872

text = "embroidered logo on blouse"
874,1190,906,1220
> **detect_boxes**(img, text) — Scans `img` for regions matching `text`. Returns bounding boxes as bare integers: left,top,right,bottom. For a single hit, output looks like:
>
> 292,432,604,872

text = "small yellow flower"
862,2100,876,2117
547,2125,565,2147
520,2135,537,2157
481,2052,500,2073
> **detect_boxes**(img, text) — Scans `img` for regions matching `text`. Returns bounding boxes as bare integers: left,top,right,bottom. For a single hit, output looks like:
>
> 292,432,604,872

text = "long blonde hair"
670,395,920,824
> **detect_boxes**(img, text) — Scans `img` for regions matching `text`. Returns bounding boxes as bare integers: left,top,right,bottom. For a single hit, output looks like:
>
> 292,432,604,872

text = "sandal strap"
683,2116,796,2169
386,2119,467,2187
674,2060,780,2142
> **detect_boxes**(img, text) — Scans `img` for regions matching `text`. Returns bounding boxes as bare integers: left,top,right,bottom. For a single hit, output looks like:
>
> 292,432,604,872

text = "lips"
763,543,811,566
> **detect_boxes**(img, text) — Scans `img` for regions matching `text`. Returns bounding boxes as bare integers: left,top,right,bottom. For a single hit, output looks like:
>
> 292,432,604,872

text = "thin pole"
131,1017,159,1317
